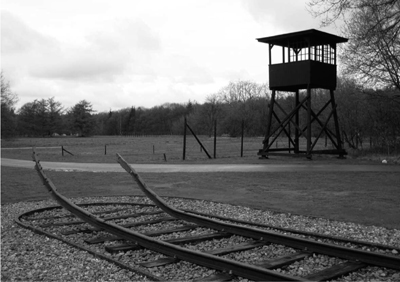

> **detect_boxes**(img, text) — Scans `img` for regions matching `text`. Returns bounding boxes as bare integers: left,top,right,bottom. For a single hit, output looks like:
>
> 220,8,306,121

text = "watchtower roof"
257,29,348,48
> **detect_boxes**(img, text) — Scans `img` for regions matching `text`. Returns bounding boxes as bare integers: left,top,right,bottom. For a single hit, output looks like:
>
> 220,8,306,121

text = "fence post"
183,117,187,160
186,122,212,159
61,146,74,156
105,145,107,155
241,120,244,157
288,122,291,152
213,119,217,159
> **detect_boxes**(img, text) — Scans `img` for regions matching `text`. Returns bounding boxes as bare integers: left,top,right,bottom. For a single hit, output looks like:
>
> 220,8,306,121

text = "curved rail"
116,153,400,271
15,203,163,281
32,151,304,281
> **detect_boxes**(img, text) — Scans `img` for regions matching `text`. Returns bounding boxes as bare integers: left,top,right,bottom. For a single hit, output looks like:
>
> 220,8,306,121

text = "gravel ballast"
2,196,400,281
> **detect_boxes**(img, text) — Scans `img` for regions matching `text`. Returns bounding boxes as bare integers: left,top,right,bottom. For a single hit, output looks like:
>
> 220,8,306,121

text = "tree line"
2,72,400,154
0,76,270,138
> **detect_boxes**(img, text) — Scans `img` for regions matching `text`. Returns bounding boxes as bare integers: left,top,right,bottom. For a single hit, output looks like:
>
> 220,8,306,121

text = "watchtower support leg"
294,90,300,154
306,87,312,159
330,89,345,158
263,90,276,152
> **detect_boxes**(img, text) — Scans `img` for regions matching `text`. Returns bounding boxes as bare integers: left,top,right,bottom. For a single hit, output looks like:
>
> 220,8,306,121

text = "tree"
365,88,400,151
124,107,136,134
47,97,64,135
334,77,369,149
17,98,64,136
214,81,269,136
308,0,400,92
1,71,18,138
34,99,49,136
186,94,223,137
68,100,95,136
218,80,266,103
18,102,39,136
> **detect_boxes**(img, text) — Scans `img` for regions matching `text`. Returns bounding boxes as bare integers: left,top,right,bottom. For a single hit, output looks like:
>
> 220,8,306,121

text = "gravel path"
2,196,400,281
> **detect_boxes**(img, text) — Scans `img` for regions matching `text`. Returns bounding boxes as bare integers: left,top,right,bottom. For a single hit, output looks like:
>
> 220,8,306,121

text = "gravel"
2,196,400,281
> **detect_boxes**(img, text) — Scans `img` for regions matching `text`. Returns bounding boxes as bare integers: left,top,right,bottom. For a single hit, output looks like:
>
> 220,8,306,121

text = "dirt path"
2,158,399,173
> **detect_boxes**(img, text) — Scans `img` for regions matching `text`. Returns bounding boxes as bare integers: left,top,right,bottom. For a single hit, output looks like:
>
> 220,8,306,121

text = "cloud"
1,1,283,112
1,9,214,111
30,48,127,82
1,10,56,54
87,18,161,53
32,18,162,81
157,54,214,85
240,0,275,24
1,10,60,80
1,11,162,82
241,0,333,33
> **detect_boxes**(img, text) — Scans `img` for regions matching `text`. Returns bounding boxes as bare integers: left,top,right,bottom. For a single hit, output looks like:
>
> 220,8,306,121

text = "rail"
24,150,400,281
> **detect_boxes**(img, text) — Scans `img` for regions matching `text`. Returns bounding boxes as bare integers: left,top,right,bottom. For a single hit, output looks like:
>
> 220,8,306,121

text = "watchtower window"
290,46,309,62
313,45,335,65
282,44,336,64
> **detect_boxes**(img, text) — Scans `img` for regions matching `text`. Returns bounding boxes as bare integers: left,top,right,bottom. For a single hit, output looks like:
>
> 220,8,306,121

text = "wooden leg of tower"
330,89,346,158
261,90,276,157
306,87,312,159
294,90,300,154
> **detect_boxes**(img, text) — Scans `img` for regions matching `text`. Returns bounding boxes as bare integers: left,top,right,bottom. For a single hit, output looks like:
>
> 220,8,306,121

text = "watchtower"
257,29,348,159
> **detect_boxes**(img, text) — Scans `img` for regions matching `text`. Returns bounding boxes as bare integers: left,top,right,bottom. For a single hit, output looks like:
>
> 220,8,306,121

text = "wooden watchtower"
257,29,348,159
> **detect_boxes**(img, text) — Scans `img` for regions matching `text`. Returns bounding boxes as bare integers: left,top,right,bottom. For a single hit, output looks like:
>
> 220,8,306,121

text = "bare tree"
1,71,18,109
218,80,266,103
1,71,19,138
308,0,400,92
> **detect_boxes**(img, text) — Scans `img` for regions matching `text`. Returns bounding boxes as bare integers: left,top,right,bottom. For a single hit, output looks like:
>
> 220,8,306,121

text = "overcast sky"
1,0,342,113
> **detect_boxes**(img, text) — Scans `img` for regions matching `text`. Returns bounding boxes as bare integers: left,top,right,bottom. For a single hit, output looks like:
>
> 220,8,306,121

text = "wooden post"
294,90,300,154
105,145,107,155
186,122,212,159
288,121,291,152
263,90,276,152
268,44,272,65
213,119,217,159
183,117,187,160
61,146,74,156
306,87,312,159
241,120,244,157
330,89,345,158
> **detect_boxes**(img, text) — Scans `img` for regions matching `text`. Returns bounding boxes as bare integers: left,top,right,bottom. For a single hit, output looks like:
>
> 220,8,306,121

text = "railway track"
15,152,400,281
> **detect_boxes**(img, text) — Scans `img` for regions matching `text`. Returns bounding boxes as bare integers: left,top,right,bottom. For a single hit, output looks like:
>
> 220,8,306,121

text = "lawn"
1,135,351,163
2,135,400,229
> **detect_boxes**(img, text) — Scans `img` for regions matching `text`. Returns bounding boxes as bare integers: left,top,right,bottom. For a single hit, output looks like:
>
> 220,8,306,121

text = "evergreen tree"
68,100,95,136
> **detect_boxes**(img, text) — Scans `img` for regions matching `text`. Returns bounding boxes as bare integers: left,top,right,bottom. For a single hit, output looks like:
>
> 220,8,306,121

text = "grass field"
1,135,349,163
2,135,400,229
